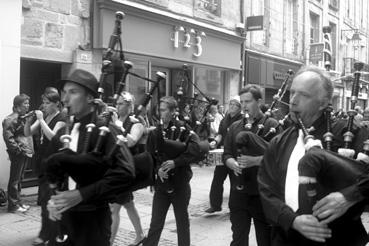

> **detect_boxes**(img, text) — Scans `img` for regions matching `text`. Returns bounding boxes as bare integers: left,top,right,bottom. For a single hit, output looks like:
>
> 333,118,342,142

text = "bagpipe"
175,64,218,141
296,113,369,246
295,62,369,220
151,70,206,193
256,69,294,138
233,70,294,190
234,113,269,190
297,62,369,215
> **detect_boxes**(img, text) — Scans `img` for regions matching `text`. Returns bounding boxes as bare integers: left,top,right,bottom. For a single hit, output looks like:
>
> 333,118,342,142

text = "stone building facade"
243,0,369,113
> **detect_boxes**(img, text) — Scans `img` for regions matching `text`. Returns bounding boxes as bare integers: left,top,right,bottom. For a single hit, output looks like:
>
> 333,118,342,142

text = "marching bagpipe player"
223,85,282,246
45,69,135,246
143,96,204,246
258,66,369,246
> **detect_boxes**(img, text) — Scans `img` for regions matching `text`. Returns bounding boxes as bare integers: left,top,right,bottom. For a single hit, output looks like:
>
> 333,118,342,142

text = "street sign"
309,43,324,64
246,16,263,31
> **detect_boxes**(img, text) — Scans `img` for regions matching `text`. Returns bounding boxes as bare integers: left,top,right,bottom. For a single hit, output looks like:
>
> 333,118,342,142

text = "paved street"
1,165,369,246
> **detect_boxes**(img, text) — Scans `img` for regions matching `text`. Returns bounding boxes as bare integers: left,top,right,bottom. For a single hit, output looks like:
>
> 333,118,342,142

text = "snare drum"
206,149,224,166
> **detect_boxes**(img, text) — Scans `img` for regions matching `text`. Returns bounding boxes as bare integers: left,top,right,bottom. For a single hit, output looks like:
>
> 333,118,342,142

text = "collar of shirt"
73,112,94,126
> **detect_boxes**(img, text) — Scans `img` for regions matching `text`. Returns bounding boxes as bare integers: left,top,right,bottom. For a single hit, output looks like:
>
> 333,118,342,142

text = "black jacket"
223,113,280,195
146,119,203,189
258,115,369,246
45,112,135,210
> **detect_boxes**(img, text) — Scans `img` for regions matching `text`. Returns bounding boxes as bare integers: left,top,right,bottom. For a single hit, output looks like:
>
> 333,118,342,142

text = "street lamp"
341,29,364,60
341,29,362,44
341,29,361,46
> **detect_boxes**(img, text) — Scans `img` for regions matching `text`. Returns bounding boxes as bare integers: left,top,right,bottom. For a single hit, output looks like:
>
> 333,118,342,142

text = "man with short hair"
224,85,280,246
3,93,34,213
143,96,203,246
258,66,369,246
205,96,243,213
46,69,135,246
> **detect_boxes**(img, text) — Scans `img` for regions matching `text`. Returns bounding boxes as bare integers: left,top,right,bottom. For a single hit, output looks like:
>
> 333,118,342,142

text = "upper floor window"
310,12,320,43
329,0,339,10
196,0,221,17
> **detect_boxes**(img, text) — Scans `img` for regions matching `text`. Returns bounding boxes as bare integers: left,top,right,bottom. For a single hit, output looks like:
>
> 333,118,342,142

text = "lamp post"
341,29,362,60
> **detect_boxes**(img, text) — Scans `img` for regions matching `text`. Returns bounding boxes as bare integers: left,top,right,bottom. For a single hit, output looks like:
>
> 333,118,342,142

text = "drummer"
205,96,243,214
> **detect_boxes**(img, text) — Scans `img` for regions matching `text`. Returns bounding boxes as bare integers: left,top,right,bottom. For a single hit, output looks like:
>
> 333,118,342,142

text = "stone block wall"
21,0,91,63
134,0,241,31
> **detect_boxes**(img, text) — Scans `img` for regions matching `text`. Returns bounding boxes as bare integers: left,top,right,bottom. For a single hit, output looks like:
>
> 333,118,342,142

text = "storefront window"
194,66,224,105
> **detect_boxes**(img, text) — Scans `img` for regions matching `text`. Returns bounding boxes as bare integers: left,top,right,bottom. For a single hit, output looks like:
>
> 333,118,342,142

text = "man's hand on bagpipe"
236,154,262,169
161,160,175,172
48,189,83,219
312,192,357,224
158,167,169,183
226,159,242,176
292,214,332,243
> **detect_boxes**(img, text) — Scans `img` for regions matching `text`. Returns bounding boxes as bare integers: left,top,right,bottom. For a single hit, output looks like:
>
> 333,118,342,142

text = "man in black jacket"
3,94,34,213
258,66,369,246
223,85,280,246
143,96,203,246
46,69,135,246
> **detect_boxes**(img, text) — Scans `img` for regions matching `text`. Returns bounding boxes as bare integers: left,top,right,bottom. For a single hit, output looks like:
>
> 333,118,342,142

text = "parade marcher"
223,85,280,246
46,69,135,246
110,91,145,246
24,88,66,246
258,66,369,246
205,96,242,213
143,96,203,246
3,94,34,213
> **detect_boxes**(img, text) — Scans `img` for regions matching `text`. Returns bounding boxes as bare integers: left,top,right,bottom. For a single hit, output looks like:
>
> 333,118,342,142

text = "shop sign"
273,71,289,81
171,26,206,57
246,16,263,31
74,49,92,64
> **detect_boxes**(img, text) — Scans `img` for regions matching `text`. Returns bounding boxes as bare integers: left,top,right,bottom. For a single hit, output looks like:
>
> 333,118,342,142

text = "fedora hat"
60,69,98,97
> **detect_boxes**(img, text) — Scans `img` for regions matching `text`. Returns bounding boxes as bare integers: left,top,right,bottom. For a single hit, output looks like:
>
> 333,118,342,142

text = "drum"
206,149,224,166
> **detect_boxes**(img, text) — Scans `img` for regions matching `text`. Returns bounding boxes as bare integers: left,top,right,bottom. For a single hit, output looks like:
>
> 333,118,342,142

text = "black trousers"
209,165,229,209
38,174,58,243
229,191,271,246
62,207,112,246
7,153,29,210
143,183,191,246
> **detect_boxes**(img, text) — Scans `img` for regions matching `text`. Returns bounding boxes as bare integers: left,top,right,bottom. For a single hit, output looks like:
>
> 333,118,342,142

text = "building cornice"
96,0,245,44
246,49,303,66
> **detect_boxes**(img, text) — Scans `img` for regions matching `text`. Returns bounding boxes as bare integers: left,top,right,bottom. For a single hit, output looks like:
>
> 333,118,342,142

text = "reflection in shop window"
126,68,147,107
194,67,224,106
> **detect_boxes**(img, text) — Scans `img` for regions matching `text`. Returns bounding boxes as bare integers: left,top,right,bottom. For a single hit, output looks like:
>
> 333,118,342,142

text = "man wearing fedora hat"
46,69,135,246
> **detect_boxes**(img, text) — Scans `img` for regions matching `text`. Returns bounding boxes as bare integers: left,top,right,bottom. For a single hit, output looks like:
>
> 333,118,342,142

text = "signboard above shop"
246,16,264,31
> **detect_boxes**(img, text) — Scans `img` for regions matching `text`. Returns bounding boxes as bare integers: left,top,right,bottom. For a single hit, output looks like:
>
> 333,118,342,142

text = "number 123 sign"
171,26,206,58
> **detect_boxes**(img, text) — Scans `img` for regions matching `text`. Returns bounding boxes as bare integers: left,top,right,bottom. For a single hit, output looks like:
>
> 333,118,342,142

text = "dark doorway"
20,59,62,187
